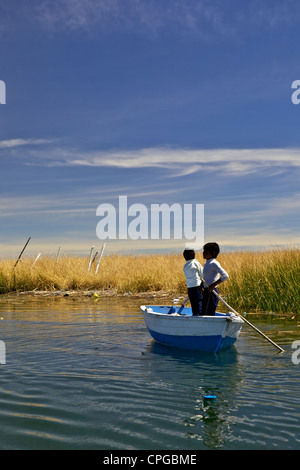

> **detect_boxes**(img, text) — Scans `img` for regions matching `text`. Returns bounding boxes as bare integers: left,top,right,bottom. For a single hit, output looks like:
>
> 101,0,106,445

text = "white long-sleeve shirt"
183,259,203,288
203,258,229,286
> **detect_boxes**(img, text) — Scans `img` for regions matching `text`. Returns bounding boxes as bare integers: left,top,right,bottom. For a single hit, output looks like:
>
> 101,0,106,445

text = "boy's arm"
197,261,204,278
207,263,228,291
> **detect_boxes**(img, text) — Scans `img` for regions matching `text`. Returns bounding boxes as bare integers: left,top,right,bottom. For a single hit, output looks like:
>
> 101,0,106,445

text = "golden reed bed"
0,249,299,314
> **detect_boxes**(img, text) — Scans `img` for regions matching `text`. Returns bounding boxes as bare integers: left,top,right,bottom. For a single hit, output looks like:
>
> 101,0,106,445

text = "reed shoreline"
4,289,297,319
0,248,299,314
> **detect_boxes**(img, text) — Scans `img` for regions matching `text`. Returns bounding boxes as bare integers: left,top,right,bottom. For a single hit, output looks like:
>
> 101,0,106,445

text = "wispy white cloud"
1,189,298,254
35,0,121,31
37,0,300,43
214,230,300,250
0,184,179,218
33,0,218,35
0,144,299,253
0,138,53,149
15,145,300,177
2,0,298,40
207,192,300,223
2,137,299,177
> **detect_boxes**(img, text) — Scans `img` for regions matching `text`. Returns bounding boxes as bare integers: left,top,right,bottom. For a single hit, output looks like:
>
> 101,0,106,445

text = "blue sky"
0,0,300,257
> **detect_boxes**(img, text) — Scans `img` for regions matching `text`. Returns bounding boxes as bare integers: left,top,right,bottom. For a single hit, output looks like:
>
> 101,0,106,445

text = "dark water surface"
0,295,299,450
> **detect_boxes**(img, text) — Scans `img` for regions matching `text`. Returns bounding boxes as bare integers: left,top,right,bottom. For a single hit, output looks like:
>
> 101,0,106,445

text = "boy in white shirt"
202,242,229,315
183,249,203,316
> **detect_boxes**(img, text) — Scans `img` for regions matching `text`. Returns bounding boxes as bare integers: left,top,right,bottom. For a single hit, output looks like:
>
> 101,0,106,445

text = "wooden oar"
168,296,189,314
201,277,284,353
178,296,189,314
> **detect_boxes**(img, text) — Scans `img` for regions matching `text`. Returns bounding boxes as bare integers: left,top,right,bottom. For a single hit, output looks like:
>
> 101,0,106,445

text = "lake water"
0,294,299,451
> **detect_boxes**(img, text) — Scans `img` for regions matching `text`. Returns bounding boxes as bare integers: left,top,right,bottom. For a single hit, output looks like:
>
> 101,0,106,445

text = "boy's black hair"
203,242,220,258
183,249,195,261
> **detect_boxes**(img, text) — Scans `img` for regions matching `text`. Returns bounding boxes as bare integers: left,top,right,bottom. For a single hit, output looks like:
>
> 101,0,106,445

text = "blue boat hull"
147,328,237,352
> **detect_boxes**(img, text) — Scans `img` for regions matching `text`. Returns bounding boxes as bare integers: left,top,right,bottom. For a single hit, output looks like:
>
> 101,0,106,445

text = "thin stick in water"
32,253,41,267
14,237,31,268
87,245,94,272
95,243,106,274
55,247,61,264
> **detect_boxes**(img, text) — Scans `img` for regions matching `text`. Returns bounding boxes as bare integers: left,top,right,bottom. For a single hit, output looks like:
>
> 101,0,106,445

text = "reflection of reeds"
0,249,299,313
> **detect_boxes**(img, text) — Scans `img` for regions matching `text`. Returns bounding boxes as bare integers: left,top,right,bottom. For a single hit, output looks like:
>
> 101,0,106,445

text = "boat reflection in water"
142,339,243,449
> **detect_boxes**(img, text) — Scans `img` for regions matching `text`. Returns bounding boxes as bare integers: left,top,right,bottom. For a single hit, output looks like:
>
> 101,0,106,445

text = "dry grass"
220,249,299,314
0,248,299,313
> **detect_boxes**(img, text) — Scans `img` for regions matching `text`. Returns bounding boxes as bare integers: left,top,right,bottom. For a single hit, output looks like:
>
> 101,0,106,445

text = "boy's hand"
208,280,221,291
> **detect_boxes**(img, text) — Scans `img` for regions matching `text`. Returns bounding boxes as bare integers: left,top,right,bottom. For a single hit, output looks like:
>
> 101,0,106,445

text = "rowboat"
140,305,243,353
